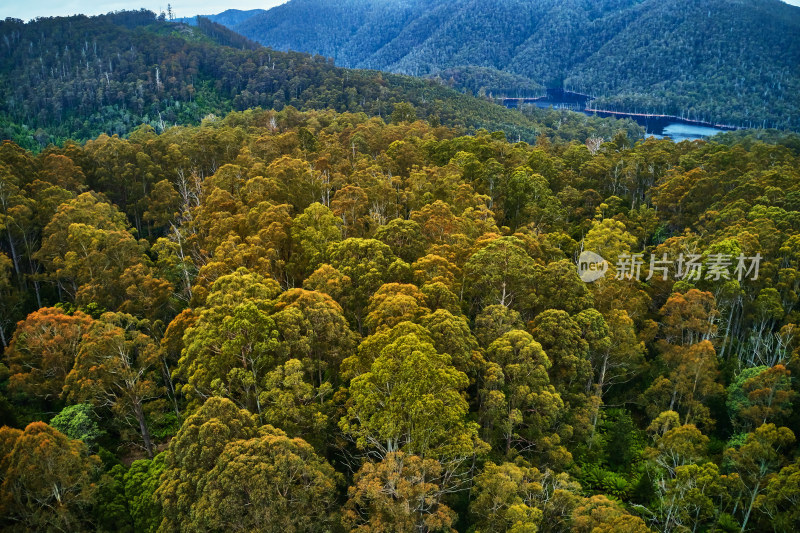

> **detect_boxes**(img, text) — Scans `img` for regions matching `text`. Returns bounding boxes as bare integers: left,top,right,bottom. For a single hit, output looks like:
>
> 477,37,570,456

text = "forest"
0,10,646,152
0,99,799,532
228,0,800,130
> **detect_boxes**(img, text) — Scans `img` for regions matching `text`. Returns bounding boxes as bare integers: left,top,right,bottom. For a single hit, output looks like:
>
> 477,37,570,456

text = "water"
544,102,724,141
650,123,723,142
504,90,730,142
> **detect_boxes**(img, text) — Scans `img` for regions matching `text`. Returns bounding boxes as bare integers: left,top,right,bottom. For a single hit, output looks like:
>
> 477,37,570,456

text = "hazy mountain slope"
230,0,800,128
176,9,267,27
0,10,643,150
206,9,268,27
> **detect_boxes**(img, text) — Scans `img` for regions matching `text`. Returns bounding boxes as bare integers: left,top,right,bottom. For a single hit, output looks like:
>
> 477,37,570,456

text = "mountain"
203,8,268,27
0,10,643,150
176,8,267,27
226,0,800,129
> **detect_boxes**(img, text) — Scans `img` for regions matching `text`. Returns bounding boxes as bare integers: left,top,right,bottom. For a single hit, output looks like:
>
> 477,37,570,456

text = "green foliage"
1,95,800,532
49,403,105,450
230,0,800,130
92,464,134,533
124,455,165,533
0,10,641,149
0,423,101,532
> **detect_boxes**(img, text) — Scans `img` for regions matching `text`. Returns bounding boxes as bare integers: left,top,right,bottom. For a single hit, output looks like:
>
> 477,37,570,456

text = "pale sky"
1,0,798,22
0,1,286,21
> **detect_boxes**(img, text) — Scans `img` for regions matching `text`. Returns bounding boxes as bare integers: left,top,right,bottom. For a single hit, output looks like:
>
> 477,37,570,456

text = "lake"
502,90,732,141
647,124,726,142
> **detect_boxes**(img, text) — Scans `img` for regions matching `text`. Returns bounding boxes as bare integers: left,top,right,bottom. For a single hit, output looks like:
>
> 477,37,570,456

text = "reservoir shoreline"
499,89,739,141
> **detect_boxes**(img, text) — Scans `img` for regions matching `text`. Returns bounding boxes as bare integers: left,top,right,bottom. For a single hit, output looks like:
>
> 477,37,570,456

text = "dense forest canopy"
0,101,799,531
0,10,645,151
1,5,800,533
223,0,800,129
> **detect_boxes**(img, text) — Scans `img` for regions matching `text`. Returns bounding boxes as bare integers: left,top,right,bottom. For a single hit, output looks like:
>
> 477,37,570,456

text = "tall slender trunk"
740,481,760,533
134,400,154,458
588,356,608,449
161,356,180,417
5,227,20,276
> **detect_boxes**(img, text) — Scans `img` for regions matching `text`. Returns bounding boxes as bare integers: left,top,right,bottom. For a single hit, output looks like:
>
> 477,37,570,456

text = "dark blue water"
503,90,730,141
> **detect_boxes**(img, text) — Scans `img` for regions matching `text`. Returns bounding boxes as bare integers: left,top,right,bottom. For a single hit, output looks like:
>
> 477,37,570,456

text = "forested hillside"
228,0,800,129
0,10,643,151
178,8,268,27
1,104,800,531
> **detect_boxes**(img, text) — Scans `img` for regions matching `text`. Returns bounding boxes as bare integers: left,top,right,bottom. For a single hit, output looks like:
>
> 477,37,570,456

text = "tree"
0,161,29,281
273,288,358,387
142,179,180,237
465,236,536,311
503,166,563,231
341,321,434,380
374,218,427,263
756,458,800,532
412,254,462,291
344,452,455,533
646,412,709,476
191,431,341,532
0,252,16,348
124,455,165,533
474,304,524,347
644,340,724,429
420,309,485,379
420,282,462,316
470,461,582,533
116,263,175,321
727,365,795,430
578,308,644,437
156,396,260,532
260,358,333,451
657,462,724,533
0,422,100,532
180,299,281,415
530,309,596,441
365,283,430,332
582,218,637,266
34,192,155,309
287,202,342,283
157,308,197,416
331,185,369,237
91,462,135,533
531,260,593,316
391,102,417,124
328,238,399,330
725,424,795,532
38,153,86,192
177,268,282,413
659,289,718,347
4,307,94,405
341,329,481,463
480,330,567,464
49,403,105,451
571,495,651,533
63,312,163,457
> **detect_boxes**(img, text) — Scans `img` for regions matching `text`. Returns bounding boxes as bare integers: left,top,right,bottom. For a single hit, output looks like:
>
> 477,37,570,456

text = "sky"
0,1,287,21
1,0,798,21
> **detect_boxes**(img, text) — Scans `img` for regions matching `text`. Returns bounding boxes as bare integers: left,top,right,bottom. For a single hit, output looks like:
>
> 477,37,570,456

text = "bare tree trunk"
740,481,760,533
134,400,154,458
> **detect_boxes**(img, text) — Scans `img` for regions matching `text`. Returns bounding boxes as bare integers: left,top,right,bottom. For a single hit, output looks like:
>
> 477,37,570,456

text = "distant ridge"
176,9,268,27
215,0,800,130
